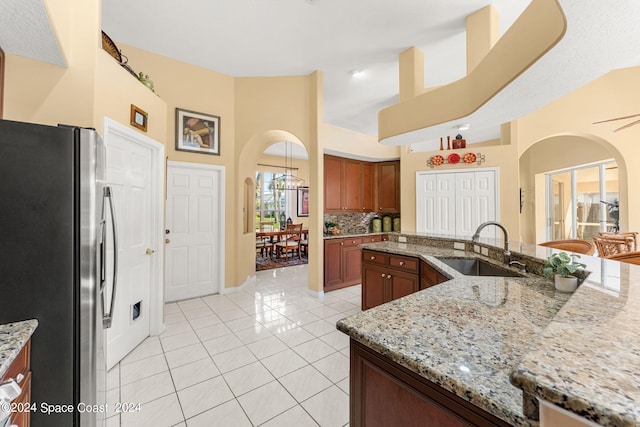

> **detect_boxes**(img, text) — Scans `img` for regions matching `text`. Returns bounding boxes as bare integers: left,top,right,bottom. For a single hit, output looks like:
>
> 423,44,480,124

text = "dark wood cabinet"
1,339,32,427
324,155,398,213
362,250,420,310
375,161,400,213
324,235,385,291
324,155,343,212
420,259,449,289
350,340,512,427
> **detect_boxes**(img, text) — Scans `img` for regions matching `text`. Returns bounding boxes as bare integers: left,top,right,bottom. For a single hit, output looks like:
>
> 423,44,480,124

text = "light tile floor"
107,265,360,427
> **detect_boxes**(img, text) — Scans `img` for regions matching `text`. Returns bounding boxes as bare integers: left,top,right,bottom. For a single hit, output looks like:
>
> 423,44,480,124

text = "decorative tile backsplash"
323,212,379,234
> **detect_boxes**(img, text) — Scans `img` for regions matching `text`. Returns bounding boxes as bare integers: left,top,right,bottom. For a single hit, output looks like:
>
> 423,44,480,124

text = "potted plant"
324,221,340,235
543,252,586,292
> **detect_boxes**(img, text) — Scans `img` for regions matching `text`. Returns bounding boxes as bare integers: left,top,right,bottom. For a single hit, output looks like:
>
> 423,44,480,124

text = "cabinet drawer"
363,250,387,265
362,235,382,243
389,255,419,273
343,237,363,247
1,340,30,382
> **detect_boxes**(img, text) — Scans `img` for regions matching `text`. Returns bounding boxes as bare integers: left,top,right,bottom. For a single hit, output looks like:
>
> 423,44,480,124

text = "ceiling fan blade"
593,113,640,124
613,118,640,132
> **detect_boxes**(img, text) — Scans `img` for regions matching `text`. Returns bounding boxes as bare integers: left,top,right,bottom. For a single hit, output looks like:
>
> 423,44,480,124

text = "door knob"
145,248,155,255
165,238,171,244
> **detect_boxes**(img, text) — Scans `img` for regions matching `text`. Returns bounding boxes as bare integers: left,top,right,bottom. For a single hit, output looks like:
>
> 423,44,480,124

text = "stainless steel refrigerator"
0,119,117,427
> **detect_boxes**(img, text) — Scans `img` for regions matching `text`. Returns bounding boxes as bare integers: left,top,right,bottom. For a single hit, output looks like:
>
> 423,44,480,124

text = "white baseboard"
307,288,325,300
220,275,256,294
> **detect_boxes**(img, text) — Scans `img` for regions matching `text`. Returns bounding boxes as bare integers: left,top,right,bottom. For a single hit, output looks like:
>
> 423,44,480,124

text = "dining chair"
274,223,303,260
538,239,595,255
593,234,635,257
606,251,640,265
597,231,638,252
300,234,309,257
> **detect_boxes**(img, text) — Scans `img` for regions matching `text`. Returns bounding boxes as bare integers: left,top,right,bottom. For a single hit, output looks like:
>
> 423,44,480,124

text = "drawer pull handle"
399,261,404,266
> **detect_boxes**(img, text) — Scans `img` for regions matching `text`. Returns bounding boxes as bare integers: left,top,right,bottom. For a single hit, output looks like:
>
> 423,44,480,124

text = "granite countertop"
0,319,38,378
338,237,640,427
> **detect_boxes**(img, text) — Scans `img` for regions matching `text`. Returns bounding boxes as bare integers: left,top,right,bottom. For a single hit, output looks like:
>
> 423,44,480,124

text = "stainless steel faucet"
472,221,511,263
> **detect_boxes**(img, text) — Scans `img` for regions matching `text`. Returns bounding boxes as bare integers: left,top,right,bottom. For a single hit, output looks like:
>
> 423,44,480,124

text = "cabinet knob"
381,273,386,277
387,274,391,279
352,240,356,244
371,256,375,260
340,242,344,246
15,373,24,384
399,261,404,266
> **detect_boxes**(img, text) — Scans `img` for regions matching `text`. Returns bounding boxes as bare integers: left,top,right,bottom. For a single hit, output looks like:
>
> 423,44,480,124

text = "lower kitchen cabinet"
350,340,512,427
1,339,32,427
324,235,385,291
361,250,420,310
420,259,450,289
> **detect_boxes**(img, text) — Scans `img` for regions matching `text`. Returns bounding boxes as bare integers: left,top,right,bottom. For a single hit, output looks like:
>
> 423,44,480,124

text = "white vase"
554,274,578,292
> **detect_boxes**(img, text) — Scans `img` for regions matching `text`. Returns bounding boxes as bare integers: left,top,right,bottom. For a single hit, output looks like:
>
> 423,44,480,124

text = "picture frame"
175,108,220,155
130,104,148,132
297,186,309,217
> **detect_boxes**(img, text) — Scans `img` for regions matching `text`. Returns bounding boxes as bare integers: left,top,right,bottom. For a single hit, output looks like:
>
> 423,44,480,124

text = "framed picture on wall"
130,104,148,132
175,108,220,155
297,186,309,217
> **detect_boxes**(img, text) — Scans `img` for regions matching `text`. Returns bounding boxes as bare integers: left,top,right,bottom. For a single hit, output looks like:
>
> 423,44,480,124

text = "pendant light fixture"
274,141,305,190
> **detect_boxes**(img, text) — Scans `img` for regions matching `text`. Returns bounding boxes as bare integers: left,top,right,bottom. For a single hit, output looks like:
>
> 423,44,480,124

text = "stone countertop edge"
339,238,640,427
0,319,38,378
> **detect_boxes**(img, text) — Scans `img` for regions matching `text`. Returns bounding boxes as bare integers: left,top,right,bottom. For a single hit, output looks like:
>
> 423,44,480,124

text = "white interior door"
416,168,498,237
416,172,455,235
104,122,163,370
165,161,225,302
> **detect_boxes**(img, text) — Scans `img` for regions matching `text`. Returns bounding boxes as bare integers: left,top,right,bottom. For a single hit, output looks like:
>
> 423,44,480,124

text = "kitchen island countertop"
337,238,640,427
0,319,37,378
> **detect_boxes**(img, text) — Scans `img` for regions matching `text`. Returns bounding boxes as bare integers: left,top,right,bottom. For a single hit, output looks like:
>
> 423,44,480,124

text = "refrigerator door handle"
102,186,119,329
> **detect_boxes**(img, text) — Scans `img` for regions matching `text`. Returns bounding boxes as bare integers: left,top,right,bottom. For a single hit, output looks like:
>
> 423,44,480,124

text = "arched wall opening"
519,133,628,244
236,129,314,289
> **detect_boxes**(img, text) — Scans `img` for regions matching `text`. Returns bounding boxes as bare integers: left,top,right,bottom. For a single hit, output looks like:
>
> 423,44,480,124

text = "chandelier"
274,141,305,190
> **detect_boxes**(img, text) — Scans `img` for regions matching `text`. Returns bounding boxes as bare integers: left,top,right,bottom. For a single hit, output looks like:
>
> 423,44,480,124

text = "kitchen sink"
437,258,524,277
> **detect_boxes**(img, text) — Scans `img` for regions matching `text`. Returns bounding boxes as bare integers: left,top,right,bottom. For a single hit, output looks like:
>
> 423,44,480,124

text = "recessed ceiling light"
455,124,470,131
350,70,365,79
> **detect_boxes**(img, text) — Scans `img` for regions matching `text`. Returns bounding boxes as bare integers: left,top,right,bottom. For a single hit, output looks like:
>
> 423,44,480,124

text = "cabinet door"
361,162,374,211
389,270,419,301
343,238,363,285
362,264,387,310
324,155,343,212
343,159,362,211
324,239,343,288
377,161,400,212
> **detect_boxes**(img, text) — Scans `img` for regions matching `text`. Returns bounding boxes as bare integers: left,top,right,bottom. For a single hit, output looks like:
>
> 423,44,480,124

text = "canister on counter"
372,216,382,233
382,215,392,232
393,216,401,232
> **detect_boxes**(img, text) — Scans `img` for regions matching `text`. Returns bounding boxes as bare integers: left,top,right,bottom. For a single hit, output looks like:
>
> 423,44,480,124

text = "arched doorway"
255,140,309,270
518,133,628,244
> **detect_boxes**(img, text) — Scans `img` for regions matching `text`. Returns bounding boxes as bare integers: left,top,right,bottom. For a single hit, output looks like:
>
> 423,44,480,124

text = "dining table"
256,228,309,258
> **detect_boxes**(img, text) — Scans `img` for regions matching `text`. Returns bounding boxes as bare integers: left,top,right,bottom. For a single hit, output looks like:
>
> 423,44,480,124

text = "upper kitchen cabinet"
324,155,374,212
375,161,400,213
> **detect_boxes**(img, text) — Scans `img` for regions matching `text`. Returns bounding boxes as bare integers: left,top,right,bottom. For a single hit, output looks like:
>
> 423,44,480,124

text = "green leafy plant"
325,221,338,229
543,252,586,278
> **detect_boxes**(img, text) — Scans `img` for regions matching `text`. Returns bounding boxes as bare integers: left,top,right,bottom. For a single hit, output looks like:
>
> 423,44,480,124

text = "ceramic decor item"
372,217,382,233
382,215,392,232
543,252,586,292
393,217,401,232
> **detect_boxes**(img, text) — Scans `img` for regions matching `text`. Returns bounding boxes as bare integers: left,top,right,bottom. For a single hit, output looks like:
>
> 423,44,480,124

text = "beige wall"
322,123,400,160
515,67,640,241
